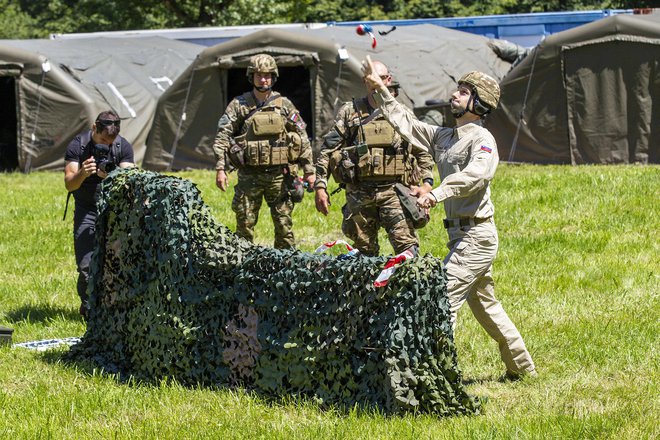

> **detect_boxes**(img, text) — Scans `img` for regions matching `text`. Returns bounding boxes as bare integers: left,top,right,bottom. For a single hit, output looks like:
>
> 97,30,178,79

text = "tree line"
0,0,652,39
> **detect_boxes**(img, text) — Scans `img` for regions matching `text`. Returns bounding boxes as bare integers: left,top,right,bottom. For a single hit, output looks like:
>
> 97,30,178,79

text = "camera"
93,144,116,173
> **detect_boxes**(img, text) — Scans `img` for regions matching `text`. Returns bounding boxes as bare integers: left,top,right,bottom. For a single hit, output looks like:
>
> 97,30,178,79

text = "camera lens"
94,144,110,155
93,144,113,173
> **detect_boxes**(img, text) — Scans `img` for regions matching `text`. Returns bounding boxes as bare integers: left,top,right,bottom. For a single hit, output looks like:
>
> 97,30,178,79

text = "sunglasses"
97,119,121,127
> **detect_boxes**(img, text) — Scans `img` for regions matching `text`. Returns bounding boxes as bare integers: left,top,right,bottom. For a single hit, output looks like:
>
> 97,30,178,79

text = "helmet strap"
252,75,277,93
452,93,473,119
453,108,468,118
466,94,479,116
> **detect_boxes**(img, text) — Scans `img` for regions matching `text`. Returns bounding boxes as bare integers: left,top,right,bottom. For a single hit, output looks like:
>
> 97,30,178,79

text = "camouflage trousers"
232,168,295,249
342,183,418,256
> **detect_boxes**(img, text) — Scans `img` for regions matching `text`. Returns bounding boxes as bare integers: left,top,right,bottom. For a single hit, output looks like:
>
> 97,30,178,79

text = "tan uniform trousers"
444,218,536,375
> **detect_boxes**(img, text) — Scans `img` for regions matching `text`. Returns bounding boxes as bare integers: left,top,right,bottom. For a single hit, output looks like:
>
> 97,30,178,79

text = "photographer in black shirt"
64,110,134,319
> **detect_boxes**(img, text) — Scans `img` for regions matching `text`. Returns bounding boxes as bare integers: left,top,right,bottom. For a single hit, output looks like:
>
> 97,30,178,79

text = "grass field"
0,164,658,439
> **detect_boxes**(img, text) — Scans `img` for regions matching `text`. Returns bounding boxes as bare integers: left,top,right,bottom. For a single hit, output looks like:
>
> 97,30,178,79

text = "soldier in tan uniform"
363,59,537,379
314,60,435,256
212,54,315,248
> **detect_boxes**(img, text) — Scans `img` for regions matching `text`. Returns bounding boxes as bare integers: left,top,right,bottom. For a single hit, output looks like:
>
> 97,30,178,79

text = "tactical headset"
471,94,492,117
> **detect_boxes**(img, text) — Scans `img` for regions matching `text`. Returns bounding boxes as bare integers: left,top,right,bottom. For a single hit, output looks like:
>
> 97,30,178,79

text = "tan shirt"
374,90,498,219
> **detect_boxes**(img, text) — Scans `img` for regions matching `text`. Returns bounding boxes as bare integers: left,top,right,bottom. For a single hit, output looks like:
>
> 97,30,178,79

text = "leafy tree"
0,0,656,38
0,0,42,38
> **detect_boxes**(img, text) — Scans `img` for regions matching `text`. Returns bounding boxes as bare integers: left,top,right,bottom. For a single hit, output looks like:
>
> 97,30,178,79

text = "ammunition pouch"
329,144,408,184
286,132,302,162
227,135,247,169
362,120,395,147
244,140,289,167
250,111,285,136
394,183,430,229
357,146,407,180
329,147,358,184
327,118,408,184
241,110,300,168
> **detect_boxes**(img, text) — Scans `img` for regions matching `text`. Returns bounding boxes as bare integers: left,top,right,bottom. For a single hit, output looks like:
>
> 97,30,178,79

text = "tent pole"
168,63,197,171
508,49,539,162
24,61,50,173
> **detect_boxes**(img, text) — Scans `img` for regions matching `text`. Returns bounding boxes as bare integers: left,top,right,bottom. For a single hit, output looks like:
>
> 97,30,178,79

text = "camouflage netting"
68,168,481,416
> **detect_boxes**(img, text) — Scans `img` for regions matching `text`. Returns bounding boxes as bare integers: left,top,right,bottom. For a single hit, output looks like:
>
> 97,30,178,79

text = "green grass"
0,164,658,439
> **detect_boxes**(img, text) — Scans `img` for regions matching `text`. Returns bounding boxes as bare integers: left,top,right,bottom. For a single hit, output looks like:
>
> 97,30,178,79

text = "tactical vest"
329,102,409,184
232,92,302,168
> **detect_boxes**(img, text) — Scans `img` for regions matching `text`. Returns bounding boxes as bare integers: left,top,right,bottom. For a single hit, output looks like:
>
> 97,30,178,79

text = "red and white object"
373,248,416,288
356,24,377,49
314,239,356,254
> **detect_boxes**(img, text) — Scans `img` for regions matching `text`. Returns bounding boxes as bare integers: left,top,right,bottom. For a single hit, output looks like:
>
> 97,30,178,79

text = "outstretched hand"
361,55,387,93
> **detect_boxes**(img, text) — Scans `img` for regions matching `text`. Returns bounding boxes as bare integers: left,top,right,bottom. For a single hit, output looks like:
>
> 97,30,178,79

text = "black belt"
240,166,283,174
443,217,491,229
348,180,398,189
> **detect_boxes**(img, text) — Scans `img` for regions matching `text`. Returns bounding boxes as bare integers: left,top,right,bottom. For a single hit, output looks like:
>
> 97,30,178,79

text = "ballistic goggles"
96,118,121,128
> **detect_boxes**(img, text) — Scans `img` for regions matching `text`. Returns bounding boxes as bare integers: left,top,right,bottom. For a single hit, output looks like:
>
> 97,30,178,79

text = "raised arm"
361,56,438,152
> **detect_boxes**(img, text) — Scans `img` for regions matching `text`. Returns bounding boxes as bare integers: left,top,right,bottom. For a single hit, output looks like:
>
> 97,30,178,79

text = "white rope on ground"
13,337,81,351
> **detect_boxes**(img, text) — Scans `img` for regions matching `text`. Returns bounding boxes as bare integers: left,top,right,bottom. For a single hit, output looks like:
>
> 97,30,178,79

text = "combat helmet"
458,71,500,115
246,54,279,81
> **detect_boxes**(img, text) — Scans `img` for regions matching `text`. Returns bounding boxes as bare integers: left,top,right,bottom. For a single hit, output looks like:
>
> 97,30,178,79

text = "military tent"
486,13,660,164
143,25,512,170
0,37,202,171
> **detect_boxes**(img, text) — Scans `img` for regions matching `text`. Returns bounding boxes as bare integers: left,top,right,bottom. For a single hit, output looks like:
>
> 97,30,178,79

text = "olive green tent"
486,13,660,164
143,25,512,170
0,37,202,171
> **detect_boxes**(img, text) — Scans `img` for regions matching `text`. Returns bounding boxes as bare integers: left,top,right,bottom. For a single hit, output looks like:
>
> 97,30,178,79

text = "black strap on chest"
348,98,370,150
64,131,121,221
243,92,282,121
79,131,121,165
349,99,407,155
